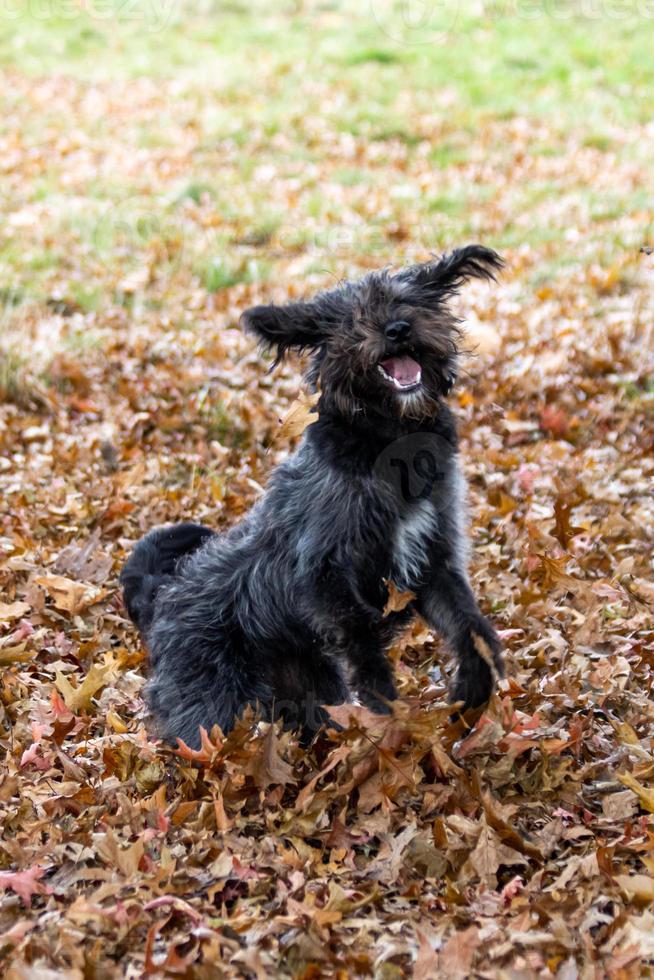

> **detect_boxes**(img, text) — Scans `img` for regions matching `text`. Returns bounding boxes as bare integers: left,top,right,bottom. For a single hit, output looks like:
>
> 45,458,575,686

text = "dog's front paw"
359,691,394,716
352,661,398,716
451,619,503,710
358,676,397,716
452,654,494,710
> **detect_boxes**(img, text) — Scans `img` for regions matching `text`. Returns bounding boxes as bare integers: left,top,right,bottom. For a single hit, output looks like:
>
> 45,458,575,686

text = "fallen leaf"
618,773,654,814
438,925,479,979
251,723,295,790
0,600,31,623
382,578,416,616
0,866,51,907
55,661,113,713
553,496,585,551
465,816,528,886
35,574,106,616
615,874,654,905
414,930,439,980
276,389,319,442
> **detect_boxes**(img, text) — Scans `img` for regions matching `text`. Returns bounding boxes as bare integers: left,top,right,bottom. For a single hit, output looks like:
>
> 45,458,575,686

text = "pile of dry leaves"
1,50,654,980
2,251,653,976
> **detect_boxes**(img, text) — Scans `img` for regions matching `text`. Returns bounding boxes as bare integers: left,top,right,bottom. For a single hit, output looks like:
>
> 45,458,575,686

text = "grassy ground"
1,2,654,977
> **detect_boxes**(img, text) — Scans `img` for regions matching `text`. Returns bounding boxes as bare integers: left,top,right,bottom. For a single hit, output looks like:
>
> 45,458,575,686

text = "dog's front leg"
416,566,503,710
351,650,397,715
341,620,397,715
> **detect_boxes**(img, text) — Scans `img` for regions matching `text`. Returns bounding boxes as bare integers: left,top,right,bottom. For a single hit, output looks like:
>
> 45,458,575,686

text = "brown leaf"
0,600,31,623
0,643,35,666
213,793,233,831
553,496,584,551
618,773,654,813
438,926,480,979
540,404,569,438
53,529,113,585
482,790,543,861
55,660,113,713
615,874,654,905
35,574,106,615
96,828,145,877
382,578,416,616
602,789,637,822
276,389,319,442
414,930,439,980
465,816,528,886
251,723,295,790
324,702,392,731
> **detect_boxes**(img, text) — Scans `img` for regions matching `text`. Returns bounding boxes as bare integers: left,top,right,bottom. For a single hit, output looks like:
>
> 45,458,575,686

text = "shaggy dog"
121,245,505,747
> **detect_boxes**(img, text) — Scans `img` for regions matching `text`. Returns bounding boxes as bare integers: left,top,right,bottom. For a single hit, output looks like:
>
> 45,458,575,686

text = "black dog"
121,245,504,747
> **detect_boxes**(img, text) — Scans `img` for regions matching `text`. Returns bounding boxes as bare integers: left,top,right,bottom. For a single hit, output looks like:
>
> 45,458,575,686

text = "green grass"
202,257,269,293
0,348,25,396
0,1,652,340
1,4,652,126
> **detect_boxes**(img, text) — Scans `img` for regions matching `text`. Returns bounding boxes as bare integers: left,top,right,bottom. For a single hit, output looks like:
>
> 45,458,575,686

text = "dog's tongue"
381,354,421,385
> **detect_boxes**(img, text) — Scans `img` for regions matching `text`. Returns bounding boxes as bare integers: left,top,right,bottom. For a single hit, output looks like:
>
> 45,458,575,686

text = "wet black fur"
121,245,505,747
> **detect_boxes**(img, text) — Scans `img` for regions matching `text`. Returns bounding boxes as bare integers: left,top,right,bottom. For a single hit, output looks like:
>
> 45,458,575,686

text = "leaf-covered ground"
1,4,654,976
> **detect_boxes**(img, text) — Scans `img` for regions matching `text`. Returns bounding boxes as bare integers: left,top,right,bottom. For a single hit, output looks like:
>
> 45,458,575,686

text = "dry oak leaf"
250,723,295,790
539,404,570,439
465,816,528,886
383,578,416,616
553,496,585,551
615,874,654,905
413,930,440,980
0,600,31,624
625,577,654,605
53,528,113,585
95,827,145,877
35,573,106,615
296,741,351,812
438,926,480,980
482,789,543,861
277,389,319,442
0,643,34,666
55,660,114,713
325,701,393,732
0,866,51,908
176,725,225,765
618,772,654,813
214,792,234,831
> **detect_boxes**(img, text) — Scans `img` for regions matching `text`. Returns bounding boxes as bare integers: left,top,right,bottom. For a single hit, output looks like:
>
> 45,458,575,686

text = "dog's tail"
120,523,215,634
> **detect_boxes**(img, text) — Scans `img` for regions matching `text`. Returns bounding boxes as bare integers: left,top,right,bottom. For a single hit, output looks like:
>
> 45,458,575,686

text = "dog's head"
241,245,503,420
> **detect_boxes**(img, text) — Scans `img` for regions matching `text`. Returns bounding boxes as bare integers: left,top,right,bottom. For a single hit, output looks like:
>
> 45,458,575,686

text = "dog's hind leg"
146,629,275,749
121,523,215,633
271,652,350,743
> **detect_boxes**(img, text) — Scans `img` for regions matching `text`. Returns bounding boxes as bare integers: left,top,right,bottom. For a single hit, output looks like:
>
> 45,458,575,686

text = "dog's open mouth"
378,354,422,392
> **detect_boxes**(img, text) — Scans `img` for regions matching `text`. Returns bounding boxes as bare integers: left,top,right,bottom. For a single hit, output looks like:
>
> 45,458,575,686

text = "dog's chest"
390,499,438,590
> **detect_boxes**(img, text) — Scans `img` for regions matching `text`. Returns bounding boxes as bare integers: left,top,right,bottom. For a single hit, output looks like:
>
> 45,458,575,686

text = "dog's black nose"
384,320,410,342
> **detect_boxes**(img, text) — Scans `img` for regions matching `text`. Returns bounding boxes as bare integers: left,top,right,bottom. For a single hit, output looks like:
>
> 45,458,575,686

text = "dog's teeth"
378,363,421,391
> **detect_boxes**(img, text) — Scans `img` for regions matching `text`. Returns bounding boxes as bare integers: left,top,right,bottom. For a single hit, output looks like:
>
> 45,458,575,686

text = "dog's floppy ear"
399,245,503,299
240,290,349,362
